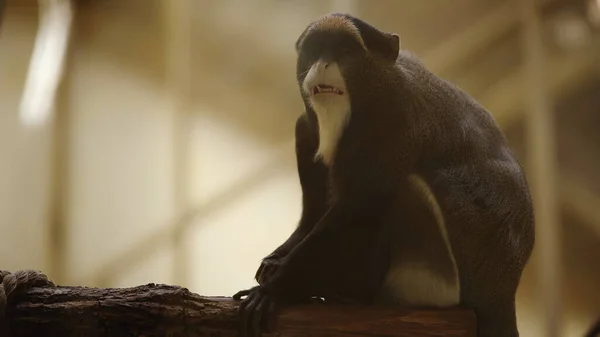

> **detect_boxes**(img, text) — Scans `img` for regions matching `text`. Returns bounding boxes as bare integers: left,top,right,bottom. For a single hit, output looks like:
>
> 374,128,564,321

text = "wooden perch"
4,283,476,337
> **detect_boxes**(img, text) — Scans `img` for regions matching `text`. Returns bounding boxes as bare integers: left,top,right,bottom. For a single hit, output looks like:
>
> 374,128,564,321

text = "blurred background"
1,0,599,336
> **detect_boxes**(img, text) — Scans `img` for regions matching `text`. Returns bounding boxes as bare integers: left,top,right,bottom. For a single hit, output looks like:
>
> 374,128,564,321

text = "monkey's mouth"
312,84,344,96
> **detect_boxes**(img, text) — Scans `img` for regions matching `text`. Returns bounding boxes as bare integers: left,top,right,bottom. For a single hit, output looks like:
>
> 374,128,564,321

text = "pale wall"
62,44,303,296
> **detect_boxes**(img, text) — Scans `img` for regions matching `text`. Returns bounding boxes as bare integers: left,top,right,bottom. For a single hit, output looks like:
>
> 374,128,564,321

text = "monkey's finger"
309,296,325,304
238,291,254,316
238,292,254,336
240,292,260,337
233,289,251,300
265,299,278,331
251,296,269,336
249,296,266,337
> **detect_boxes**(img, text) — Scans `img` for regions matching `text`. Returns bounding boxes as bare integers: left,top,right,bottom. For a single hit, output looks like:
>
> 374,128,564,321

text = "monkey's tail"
585,317,600,337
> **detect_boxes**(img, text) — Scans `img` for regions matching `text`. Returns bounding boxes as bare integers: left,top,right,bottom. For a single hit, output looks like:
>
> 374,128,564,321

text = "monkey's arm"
255,114,330,284
236,129,415,336
269,195,393,297
237,188,395,337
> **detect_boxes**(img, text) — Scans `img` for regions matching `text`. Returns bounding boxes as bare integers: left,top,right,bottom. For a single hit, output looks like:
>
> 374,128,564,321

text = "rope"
0,270,55,319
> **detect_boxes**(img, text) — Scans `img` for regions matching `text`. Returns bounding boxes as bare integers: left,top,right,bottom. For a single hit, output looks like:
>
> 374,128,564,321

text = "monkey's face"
295,14,400,110
298,25,367,111
296,31,366,111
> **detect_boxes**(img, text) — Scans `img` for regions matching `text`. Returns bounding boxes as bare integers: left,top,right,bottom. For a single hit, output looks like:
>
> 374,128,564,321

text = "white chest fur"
302,60,351,167
309,96,351,166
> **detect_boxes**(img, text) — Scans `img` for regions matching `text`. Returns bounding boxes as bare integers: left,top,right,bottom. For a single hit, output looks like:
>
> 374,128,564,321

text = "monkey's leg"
255,114,329,285
435,164,534,337
457,236,523,336
235,194,394,337
235,126,418,337
377,174,460,308
460,271,520,337
454,234,523,337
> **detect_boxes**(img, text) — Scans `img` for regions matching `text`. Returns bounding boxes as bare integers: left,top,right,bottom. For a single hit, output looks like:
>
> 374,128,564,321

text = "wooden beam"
422,0,521,74
7,284,477,337
521,1,563,337
560,177,600,238
481,42,600,128
204,0,553,75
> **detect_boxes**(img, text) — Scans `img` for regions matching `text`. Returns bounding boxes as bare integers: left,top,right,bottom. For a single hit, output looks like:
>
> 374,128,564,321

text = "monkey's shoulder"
386,54,503,138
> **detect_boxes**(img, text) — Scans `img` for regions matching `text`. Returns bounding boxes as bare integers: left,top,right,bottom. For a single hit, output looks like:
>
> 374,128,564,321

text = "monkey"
233,13,535,337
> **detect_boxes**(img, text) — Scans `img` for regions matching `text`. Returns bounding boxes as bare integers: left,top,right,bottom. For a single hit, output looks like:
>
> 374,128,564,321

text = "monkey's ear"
363,30,400,61
386,33,401,59
350,18,400,61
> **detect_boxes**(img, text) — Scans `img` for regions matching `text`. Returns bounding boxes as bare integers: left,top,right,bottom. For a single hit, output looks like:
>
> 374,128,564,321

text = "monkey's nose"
317,60,329,70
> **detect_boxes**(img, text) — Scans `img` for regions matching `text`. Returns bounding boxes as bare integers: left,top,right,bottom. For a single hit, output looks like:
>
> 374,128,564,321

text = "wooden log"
4,283,476,337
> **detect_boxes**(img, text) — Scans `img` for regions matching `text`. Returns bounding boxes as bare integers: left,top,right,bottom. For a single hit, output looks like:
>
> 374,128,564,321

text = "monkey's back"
390,51,535,304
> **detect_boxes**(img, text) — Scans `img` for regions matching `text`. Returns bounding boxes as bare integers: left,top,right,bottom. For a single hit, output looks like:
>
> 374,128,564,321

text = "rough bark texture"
3,283,476,337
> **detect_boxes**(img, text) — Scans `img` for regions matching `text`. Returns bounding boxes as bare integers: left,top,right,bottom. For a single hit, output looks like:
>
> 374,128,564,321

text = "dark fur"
234,13,535,337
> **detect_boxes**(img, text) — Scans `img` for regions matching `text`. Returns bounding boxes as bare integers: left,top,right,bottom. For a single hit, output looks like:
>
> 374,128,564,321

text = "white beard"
302,61,351,167
309,96,351,166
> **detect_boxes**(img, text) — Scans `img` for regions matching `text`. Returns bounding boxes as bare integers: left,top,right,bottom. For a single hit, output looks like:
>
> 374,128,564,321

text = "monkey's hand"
232,286,284,337
254,253,283,285
232,286,325,337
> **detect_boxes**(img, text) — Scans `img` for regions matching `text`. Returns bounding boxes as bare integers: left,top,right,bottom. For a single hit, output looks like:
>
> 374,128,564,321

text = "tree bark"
4,283,476,337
